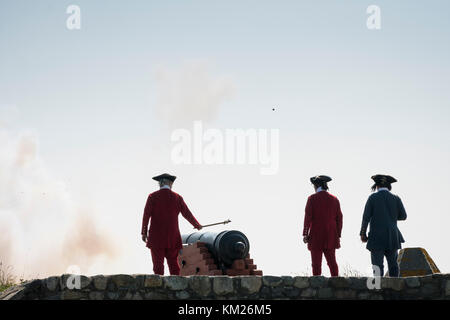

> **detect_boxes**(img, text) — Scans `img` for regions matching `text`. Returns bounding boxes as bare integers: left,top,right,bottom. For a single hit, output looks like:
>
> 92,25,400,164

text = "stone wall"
1,274,450,300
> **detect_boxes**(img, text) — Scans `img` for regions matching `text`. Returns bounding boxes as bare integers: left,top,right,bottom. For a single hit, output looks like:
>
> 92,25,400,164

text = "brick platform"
178,242,263,276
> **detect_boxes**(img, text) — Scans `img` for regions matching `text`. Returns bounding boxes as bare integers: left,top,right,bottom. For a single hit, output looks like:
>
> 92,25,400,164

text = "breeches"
370,249,399,277
310,248,339,277
150,247,181,275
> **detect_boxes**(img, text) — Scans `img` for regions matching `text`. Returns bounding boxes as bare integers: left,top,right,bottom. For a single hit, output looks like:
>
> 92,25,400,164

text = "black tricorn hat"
371,174,397,184
152,173,177,182
310,175,332,184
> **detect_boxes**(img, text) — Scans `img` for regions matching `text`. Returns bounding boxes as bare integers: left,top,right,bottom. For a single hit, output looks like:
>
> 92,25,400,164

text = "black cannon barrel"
182,230,250,266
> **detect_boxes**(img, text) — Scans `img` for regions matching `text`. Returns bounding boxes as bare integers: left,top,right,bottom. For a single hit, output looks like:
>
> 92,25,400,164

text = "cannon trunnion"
179,230,262,276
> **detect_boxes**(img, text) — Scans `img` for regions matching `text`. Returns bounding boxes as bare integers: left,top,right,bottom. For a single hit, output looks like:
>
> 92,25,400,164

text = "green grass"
0,284,13,292
0,262,16,293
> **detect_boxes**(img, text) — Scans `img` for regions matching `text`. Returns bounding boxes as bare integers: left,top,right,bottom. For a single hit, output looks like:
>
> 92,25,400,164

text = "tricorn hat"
152,173,177,182
371,174,397,184
310,175,332,184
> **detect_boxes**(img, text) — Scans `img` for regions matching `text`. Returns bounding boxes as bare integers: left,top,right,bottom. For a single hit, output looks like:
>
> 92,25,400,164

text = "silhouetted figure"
303,175,343,276
141,173,203,275
360,175,407,277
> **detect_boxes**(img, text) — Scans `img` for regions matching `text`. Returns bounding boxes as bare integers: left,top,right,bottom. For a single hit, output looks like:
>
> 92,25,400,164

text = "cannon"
179,230,262,276
182,230,250,266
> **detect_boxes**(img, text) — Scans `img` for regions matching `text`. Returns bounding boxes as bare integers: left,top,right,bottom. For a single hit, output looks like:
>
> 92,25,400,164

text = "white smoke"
0,121,117,279
154,61,235,127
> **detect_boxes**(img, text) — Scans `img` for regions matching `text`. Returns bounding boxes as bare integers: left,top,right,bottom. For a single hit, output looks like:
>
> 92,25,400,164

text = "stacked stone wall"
2,274,450,300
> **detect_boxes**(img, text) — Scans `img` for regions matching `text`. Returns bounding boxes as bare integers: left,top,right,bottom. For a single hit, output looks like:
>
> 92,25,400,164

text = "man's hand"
303,235,309,244
142,234,147,243
196,225,203,231
360,234,368,243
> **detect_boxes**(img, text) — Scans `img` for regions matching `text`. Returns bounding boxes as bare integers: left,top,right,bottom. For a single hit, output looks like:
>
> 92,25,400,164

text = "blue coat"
360,190,407,251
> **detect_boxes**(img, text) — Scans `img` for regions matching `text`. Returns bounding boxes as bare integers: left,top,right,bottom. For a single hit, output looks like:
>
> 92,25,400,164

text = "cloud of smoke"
154,61,235,127
62,210,116,272
0,123,118,279
0,63,235,278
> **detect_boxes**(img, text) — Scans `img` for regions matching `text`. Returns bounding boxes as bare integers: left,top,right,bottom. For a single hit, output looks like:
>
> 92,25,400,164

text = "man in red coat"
141,173,203,275
302,175,343,276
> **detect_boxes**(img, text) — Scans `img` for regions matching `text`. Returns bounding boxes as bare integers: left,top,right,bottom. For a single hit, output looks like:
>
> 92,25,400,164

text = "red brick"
180,267,195,276
208,270,223,275
250,270,263,276
232,259,246,270
195,242,206,248
187,257,215,266
226,269,250,276
180,245,209,256
179,246,197,256
180,259,220,275
180,249,210,258
181,253,212,265
181,246,263,276
203,258,215,265
199,247,210,254
196,262,218,271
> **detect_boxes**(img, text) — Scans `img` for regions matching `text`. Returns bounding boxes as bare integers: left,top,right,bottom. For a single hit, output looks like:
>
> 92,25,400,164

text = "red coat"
141,189,201,250
303,191,343,250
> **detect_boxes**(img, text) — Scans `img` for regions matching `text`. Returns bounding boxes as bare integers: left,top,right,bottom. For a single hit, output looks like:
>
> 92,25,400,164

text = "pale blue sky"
1,1,449,276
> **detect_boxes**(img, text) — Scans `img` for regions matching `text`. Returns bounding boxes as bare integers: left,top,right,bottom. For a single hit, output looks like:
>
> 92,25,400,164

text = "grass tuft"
341,264,365,277
0,262,17,293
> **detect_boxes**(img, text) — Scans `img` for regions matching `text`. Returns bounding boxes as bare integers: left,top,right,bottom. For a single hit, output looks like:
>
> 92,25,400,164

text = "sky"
0,0,449,278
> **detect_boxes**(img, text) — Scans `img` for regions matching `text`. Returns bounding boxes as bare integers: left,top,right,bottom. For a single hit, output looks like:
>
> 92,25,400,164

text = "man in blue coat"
360,175,407,277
